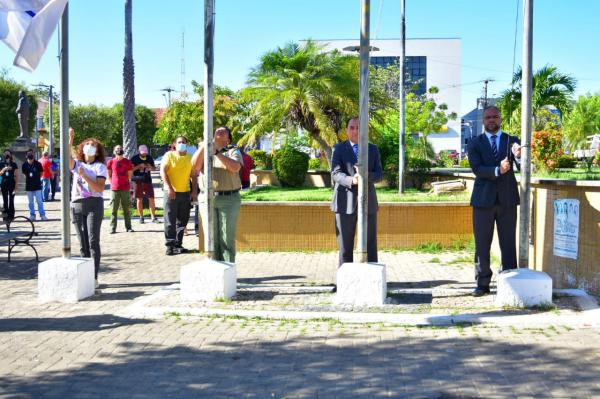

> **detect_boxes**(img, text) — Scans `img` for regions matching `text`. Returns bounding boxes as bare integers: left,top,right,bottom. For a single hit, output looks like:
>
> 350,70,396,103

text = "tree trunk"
310,131,333,166
123,0,137,158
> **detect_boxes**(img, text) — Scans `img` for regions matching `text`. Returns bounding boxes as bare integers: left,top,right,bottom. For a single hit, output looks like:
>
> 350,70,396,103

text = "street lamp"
33,83,54,157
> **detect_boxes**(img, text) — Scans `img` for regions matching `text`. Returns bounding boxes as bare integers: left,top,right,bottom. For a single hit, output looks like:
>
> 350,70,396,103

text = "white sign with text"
553,199,580,259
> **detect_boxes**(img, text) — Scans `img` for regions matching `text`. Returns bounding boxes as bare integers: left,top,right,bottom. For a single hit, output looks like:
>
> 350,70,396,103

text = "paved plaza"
1,192,599,398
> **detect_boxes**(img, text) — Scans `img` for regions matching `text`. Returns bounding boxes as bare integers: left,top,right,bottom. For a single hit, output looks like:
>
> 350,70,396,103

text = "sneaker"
139,217,145,224
166,247,175,256
30,215,36,221
40,216,48,221
95,279,99,289
151,217,161,223
127,228,135,233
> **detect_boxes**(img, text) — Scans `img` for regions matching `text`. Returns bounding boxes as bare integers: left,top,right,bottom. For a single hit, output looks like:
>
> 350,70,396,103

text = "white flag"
0,0,68,72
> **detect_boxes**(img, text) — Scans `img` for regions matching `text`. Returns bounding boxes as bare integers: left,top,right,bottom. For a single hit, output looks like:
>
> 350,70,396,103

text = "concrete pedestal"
495,268,553,308
335,262,386,306
180,260,236,302
38,257,95,303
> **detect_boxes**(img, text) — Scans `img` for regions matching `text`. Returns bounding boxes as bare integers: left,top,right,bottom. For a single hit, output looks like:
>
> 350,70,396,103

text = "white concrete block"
180,259,236,301
38,257,95,303
335,262,386,306
495,268,553,308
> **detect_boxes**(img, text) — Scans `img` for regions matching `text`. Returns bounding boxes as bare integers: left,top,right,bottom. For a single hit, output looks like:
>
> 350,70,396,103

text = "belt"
214,189,240,196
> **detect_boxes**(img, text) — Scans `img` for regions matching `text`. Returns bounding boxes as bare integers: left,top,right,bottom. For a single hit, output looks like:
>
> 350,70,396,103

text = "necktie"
352,144,358,162
490,135,499,161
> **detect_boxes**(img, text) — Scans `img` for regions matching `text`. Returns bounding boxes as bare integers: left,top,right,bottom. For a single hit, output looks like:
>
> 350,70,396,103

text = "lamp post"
33,83,54,157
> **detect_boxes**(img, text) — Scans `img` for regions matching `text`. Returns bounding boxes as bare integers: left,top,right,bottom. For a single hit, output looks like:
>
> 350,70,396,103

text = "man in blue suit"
468,106,522,296
331,117,383,266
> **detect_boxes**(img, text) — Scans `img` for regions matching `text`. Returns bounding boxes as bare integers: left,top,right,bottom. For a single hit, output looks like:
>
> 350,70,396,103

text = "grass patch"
429,257,441,263
103,207,164,219
414,242,444,253
533,168,600,180
241,186,470,202
214,297,233,304
447,255,473,265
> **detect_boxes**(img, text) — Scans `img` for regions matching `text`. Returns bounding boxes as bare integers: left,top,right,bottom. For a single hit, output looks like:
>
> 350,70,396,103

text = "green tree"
0,73,37,148
562,94,600,151
241,40,391,162
499,65,576,133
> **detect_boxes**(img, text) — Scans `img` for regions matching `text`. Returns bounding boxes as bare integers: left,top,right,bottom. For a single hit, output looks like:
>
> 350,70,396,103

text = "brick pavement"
1,192,599,398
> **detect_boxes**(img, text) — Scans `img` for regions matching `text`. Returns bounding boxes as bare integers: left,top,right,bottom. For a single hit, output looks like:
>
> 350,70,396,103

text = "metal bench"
0,216,39,262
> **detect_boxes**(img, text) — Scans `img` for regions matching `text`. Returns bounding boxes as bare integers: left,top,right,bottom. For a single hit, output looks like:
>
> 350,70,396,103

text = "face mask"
140,155,147,160
176,143,187,152
26,154,34,160
4,154,10,159
83,144,97,157
115,149,124,156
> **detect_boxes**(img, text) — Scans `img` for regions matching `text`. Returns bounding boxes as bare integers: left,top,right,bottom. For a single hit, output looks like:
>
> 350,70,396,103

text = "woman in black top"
0,149,19,221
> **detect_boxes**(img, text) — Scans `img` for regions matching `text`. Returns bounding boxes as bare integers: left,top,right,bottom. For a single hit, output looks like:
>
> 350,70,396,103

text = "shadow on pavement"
388,280,459,289
0,333,597,398
238,275,306,284
0,314,152,333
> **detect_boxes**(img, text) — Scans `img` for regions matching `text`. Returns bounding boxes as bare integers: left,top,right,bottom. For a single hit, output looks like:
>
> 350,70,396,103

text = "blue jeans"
27,190,46,218
42,178,52,201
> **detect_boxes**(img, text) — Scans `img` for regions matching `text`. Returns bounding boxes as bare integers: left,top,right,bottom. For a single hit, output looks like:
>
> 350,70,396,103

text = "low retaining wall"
198,202,473,252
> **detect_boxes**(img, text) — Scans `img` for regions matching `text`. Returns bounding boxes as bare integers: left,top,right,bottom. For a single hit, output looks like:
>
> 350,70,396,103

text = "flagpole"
357,0,370,263
59,4,71,257
203,0,215,259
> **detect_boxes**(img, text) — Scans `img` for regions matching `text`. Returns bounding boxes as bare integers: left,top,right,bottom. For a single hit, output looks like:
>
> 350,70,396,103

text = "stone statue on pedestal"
16,90,30,138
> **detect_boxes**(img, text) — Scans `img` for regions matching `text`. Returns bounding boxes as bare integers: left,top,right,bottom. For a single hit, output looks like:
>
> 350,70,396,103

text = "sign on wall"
553,199,580,259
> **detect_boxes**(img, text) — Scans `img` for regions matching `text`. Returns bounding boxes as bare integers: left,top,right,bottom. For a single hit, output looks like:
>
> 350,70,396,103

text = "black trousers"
335,212,378,266
164,192,191,248
1,181,16,220
71,197,104,279
472,204,517,288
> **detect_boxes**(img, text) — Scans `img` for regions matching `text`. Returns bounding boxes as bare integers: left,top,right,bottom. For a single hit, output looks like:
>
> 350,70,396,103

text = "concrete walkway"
1,192,599,398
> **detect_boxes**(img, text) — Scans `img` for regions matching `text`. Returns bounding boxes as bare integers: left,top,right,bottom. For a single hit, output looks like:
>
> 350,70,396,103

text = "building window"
370,56,427,95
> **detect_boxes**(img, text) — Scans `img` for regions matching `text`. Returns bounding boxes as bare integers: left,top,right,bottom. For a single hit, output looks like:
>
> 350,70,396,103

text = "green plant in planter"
272,145,309,187
247,149,272,170
407,157,432,190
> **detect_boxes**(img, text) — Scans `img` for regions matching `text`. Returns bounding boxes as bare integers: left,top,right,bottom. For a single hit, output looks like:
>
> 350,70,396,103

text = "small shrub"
272,145,309,187
247,149,272,170
532,130,564,172
407,157,432,190
459,158,470,168
437,152,455,168
308,158,328,170
556,154,576,169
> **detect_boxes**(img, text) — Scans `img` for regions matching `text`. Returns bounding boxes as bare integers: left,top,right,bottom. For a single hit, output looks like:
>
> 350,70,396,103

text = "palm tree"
122,0,137,158
241,40,391,162
499,65,576,133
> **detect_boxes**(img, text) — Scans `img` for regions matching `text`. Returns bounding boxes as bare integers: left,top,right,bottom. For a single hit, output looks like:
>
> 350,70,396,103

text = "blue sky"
2,0,599,116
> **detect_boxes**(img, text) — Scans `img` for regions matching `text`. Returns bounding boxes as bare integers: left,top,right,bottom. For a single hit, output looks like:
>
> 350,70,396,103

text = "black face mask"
3,154,9,159
115,149,124,156
26,154,34,160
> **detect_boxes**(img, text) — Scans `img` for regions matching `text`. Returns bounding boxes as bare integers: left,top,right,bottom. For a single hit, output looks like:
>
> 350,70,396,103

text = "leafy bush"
594,151,600,166
437,151,455,167
308,157,328,171
247,149,272,170
459,158,470,168
556,154,577,169
532,130,564,172
272,145,309,187
407,157,432,190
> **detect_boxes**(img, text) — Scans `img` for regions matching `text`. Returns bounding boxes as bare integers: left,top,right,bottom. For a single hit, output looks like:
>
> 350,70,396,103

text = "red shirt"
240,152,254,182
107,158,133,191
39,157,53,179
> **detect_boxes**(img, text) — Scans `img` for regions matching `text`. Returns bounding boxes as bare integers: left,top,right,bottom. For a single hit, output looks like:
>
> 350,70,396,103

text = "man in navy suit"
468,106,522,296
331,117,383,266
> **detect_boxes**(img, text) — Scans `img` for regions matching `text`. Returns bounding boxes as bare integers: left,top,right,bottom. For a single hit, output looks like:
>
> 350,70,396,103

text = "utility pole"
483,79,490,108
357,0,370,263
59,4,71,257
519,0,534,268
161,87,176,107
398,0,406,194
202,0,215,259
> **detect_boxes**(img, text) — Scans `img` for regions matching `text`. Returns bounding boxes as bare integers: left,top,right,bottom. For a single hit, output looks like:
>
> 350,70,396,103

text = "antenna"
180,29,186,97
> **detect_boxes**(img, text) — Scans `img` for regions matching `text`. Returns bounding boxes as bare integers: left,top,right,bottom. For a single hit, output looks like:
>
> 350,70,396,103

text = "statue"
16,90,30,138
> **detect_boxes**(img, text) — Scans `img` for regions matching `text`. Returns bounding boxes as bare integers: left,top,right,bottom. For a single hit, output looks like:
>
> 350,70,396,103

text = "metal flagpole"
518,0,533,268
59,4,70,257
203,0,215,259
48,85,53,157
398,0,406,194
357,0,370,263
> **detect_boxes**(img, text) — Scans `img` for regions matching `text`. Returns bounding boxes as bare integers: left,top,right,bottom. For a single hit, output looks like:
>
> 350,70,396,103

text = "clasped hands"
500,143,522,175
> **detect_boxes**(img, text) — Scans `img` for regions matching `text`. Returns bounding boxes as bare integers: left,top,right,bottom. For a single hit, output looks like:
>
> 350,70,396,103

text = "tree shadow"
388,280,459,289
0,314,152,333
0,331,597,398
238,275,306,284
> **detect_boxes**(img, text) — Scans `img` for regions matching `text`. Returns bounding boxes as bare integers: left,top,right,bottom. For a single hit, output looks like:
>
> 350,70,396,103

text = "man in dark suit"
331,117,383,266
468,106,522,296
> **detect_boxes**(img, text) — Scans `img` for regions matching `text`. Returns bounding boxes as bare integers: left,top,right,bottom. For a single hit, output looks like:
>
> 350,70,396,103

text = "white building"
311,38,462,154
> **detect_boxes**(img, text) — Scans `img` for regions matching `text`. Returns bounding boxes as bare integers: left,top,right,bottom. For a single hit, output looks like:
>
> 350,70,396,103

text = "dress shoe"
175,246,190,254
472,287,491,297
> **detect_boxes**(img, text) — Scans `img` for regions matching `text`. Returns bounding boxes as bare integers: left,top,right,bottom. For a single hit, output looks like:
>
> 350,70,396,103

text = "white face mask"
176,143,187,152
83,144,97,157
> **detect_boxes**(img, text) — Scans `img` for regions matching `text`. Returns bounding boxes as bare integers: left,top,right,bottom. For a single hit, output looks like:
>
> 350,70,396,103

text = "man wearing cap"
131,145,159,223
